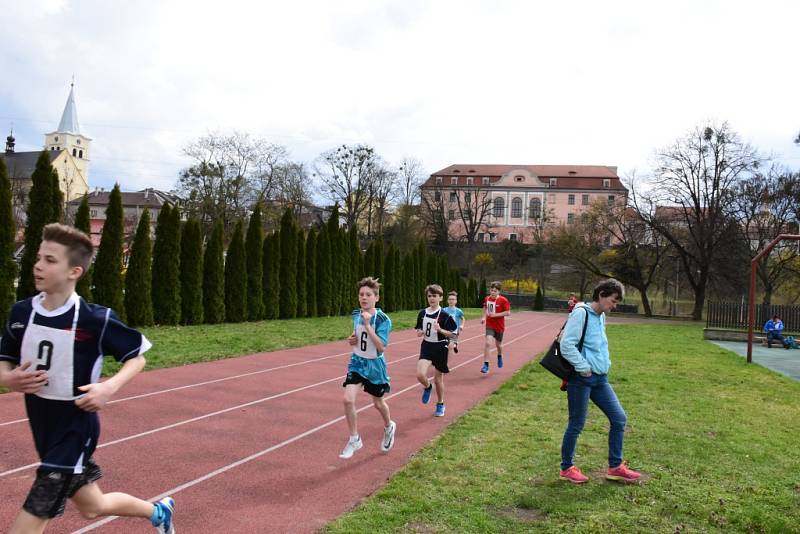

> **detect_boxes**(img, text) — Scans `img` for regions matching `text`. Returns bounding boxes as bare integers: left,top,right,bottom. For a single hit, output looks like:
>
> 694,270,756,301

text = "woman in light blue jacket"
557,279,642,484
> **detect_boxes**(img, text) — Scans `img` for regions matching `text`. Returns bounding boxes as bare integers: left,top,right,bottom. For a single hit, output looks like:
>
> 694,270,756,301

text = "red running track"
0,311,563,533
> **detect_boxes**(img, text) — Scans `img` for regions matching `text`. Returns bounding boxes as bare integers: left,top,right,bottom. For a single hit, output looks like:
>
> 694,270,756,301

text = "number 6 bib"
353,318,379,359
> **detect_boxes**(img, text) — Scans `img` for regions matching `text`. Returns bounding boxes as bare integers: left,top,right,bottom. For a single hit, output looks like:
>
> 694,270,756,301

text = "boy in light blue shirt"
445,291,466,354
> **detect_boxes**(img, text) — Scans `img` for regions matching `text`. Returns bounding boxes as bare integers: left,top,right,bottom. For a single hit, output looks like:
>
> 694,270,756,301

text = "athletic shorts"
485,328,504,342
343,371,390,398
23,458,103,518
419,345,450,374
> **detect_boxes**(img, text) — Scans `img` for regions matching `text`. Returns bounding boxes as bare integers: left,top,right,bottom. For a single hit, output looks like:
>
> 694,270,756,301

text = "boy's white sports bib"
20,294,81,401
422,309,442,343
487,299,497,315
353,314,379,359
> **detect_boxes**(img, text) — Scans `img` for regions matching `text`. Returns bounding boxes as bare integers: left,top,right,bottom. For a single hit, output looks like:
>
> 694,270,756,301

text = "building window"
467,177,473,185
608,195,615,206
582,194,589,205
434,191,441,202
79,150,83,158
90,209,97,217
509,233,518,241
482,177,490,185
567,213,575,224
448,209,455,221
72,148,77,157
514,175,525,183
511,197,522,218
435,177,442,185
549,178,557,187
451,177,458,185
603,179,610,188
529,198,542,219
568,194,575,205
489,232,497,242
493,197,505,218
449,192,457,203
464,192,471,203
477,232,485,242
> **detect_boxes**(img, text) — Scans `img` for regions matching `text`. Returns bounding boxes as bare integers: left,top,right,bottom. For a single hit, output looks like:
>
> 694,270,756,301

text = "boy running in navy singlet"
0,224,175,534
415,285,457,417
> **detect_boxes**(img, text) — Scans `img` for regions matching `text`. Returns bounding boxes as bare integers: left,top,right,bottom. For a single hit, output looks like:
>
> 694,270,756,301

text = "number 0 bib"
20,296,80,401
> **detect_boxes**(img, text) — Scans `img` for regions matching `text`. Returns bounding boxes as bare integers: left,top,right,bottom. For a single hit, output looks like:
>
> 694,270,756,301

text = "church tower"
44,81,92,192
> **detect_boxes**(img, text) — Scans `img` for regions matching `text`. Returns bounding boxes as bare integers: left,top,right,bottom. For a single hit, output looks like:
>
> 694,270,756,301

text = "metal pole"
746,259,756,363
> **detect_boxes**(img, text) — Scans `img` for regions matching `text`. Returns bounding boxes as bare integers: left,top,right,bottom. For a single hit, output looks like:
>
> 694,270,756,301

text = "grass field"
325,324,800,534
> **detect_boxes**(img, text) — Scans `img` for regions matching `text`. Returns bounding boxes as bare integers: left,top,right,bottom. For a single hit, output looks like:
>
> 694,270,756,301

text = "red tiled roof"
423,164,625,190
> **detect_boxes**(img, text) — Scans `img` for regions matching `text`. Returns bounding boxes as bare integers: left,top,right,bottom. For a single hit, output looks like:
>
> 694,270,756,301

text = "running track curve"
0,311,564,533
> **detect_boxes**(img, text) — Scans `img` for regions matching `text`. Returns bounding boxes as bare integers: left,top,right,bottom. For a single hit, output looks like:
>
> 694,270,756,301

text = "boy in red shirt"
480,281,511,374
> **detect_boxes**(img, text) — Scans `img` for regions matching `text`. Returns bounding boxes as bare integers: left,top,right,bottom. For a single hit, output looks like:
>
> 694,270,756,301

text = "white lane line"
0,327,428,427
0,321,535,478
69,318,560,534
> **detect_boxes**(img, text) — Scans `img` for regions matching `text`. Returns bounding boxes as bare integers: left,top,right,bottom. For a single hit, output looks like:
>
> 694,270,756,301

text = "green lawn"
325,324,800,534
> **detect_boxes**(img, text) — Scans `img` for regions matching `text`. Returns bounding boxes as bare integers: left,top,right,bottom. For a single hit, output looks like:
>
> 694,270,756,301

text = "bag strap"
577,307,589,351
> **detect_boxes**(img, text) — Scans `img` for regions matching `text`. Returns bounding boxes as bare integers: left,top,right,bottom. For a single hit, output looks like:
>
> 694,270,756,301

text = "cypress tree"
316,226,332,316
50,168,63,223
296,227,307,317
478,277,488,307
426,254,437,287
225,220,247,322
533,285,544,311
93,184,125,317
73,194,92,300
180,217,204,325
394,247,402,309
279,209,298,319
305,228,317,317
203,219,225,323
245,205,265,320
0,158,16,326
18,152,55,299
326,206,341,315
401,252,414,311
467,278,477,309
337,228,350,316
374,239,384,283
152,203,182,325
363,241,374,278
124,208,153,327
263,232,281,320
383,243,396,312
349,227,361,310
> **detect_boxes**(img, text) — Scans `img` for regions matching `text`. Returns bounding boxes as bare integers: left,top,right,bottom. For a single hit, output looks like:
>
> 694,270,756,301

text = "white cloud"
1,0,798,193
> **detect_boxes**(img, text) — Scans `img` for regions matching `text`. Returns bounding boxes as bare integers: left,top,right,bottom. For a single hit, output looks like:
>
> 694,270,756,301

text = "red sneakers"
559,465,589,484
606,462,641,483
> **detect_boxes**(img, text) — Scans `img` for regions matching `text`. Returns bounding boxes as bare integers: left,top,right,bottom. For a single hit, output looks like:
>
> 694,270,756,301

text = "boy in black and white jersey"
0,224,175,534
414,284,457,417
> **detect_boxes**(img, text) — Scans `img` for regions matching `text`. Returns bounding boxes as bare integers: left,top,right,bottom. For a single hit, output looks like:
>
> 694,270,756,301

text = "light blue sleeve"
559,307,591,373
376,314,391,346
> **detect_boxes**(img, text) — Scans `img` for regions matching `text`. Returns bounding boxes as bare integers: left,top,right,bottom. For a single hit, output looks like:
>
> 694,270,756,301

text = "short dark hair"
591,278,625,302
357,276,380,295
42,223,93,277
447,291,458,297
773,314,779,319
490,281,502,290
425,284,443,296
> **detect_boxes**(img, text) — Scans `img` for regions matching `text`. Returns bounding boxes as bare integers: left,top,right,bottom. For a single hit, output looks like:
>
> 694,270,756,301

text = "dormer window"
466,177,473,185
514,175,525,183
549,178,557,187
435,177,442,185
603,179,611,189
451,177,458,185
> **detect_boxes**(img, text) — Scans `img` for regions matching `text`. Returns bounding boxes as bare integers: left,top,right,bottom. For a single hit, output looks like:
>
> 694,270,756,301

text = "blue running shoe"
421,384,433,404
497,354,504,368
435,403,445,417
481,362,489,374
153,497,175,534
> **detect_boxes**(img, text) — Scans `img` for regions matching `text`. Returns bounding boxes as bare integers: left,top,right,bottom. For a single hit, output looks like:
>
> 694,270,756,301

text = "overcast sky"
1,0,798,194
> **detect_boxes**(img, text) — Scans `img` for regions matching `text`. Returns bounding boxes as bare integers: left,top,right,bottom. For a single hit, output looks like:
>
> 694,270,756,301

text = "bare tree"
419,185,450,253
316,144,380,231
731,165,800,304
450,186,493,244
364,163,396,239
630,122,763,319
396,156,424,206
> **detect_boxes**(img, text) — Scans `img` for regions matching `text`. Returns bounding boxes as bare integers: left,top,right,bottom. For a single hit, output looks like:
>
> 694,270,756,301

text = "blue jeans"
561,372,627,470
767,332,787,347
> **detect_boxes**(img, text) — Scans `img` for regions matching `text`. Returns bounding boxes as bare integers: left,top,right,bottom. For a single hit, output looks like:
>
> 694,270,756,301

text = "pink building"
421,164,628,243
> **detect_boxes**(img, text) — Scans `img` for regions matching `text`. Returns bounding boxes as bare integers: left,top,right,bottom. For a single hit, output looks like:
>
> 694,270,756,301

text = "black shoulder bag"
539,307,589,380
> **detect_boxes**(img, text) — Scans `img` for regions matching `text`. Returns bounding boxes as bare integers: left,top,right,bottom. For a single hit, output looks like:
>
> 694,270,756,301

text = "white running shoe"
381,421,396,452
339,436,363,459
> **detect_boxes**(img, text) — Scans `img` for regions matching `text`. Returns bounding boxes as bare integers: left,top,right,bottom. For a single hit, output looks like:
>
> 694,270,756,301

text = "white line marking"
69,318,560,533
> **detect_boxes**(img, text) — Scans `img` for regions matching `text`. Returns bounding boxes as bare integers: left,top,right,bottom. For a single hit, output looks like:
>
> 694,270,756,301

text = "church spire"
5,126,14,153
57,80,81,135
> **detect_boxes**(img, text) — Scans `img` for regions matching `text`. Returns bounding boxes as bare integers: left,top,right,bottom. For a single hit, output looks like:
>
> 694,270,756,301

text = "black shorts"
23,458,103,518
486,328,504,342
419,345,450,373
343,371,390,398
